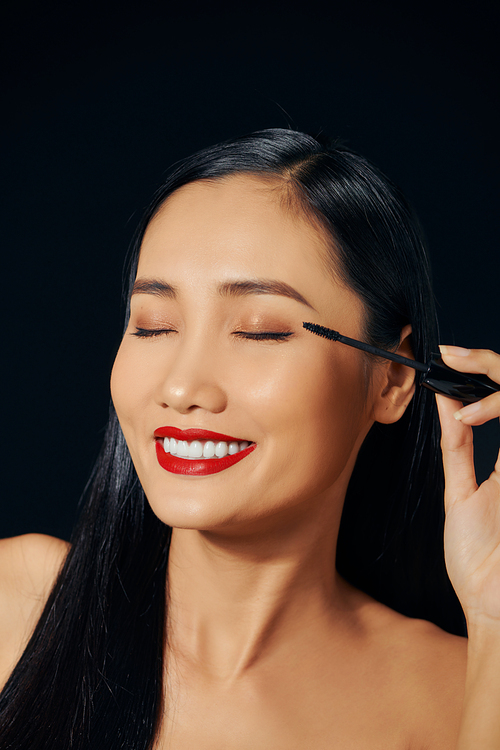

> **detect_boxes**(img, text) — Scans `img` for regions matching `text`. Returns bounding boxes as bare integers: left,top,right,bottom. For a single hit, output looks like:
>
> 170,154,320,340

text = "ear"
370,324,417,425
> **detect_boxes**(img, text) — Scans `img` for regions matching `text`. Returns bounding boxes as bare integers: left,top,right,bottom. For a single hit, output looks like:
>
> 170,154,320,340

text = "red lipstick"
154,426,248,442
155,441,256,476
153,426,256,476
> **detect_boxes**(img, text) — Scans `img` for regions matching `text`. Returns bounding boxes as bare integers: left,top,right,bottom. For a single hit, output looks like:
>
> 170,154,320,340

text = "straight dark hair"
0,129,465,749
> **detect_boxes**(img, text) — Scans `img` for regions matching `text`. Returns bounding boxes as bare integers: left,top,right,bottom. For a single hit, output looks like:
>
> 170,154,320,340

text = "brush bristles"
302,322,340,341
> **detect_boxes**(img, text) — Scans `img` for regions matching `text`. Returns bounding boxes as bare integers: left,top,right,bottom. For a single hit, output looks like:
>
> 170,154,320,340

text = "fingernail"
439,345,471,357
454,402,481,421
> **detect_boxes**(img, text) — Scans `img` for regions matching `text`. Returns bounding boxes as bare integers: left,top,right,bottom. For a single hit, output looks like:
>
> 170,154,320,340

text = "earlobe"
371,324,417,425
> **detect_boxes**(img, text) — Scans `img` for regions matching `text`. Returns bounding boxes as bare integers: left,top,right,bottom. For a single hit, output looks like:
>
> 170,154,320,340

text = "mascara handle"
421,355,500,403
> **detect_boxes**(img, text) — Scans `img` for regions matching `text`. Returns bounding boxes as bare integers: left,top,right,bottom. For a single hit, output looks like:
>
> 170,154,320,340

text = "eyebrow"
131,277,317,310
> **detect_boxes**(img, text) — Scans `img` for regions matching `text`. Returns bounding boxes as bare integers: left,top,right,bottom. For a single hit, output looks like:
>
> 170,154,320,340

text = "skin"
109,175,465,749
0,534,68,687
1,174,499,747
111,175,407,537
436,362,500,749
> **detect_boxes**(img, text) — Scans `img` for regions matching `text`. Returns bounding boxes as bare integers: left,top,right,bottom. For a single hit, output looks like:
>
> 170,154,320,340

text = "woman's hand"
436,346,500,626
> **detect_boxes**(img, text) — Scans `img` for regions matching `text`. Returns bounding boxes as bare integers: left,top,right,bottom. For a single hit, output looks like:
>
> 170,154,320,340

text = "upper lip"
154,426,251,442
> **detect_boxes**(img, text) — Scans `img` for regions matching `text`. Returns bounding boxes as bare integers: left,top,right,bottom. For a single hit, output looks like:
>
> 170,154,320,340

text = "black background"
2,1,499,540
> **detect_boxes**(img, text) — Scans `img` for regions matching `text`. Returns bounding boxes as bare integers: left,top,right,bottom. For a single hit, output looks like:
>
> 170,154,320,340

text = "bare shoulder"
0,533,69,579
363,596,467,747
368,597,467,662
0,534,69,689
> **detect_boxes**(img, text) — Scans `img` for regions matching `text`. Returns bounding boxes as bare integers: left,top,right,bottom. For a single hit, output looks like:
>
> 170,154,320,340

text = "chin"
143,484,247,531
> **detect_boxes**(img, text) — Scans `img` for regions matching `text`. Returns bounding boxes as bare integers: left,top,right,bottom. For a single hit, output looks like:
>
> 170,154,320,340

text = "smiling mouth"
160,437,251,460
154,438,256,476
153,426,256,476
153,426,254,460
160,437,251,461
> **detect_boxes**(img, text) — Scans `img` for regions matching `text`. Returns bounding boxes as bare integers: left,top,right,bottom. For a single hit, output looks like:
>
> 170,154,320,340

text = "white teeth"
203,441,215,458
215,441,228,458
188,440,203,458
180,440,190,457
162,437,252,459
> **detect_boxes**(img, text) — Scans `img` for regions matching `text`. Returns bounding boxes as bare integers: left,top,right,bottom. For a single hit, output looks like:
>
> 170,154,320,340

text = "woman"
0,129,499,748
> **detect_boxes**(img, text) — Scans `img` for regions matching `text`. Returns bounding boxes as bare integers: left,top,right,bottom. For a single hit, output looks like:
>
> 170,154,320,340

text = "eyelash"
234,331,293,341
132,327,175,338
131,328,293,341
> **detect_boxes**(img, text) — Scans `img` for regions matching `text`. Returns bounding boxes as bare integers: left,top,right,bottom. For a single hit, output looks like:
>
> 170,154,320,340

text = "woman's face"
111,175,378,534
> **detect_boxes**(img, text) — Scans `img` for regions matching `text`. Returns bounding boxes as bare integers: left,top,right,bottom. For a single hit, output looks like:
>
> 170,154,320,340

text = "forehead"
142,174,329,260
137,175,360,319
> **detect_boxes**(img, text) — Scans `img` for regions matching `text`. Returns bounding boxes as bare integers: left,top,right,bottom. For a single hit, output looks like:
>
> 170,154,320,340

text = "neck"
166,497,353,681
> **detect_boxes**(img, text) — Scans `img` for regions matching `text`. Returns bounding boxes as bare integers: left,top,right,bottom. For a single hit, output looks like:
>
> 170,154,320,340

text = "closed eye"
131,329,293,341
233,331,293,341
131,327,176,338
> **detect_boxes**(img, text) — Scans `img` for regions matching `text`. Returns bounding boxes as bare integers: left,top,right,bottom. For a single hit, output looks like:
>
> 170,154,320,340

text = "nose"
156,335,228,415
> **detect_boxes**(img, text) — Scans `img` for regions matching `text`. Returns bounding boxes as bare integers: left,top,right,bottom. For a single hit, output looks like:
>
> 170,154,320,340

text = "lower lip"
155,441,256,476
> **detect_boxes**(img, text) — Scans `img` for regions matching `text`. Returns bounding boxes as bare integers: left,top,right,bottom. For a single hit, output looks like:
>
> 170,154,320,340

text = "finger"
439,345,500,383
435,393,478,508
453,391,500,426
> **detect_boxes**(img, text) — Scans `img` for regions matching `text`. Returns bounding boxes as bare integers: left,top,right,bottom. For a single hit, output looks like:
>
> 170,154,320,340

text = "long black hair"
0,129,465,749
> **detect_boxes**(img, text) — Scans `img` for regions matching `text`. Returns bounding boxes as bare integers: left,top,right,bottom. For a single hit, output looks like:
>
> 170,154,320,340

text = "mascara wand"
303,322,499,404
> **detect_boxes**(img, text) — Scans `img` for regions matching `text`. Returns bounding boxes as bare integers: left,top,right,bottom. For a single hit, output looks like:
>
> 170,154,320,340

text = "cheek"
252,350,368,495
236,345,367,439
110,344,130,422
110,340,154,431
268,350,366,432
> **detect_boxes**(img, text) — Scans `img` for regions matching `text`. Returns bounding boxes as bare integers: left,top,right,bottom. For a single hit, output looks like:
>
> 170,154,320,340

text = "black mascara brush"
303,322,499,404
